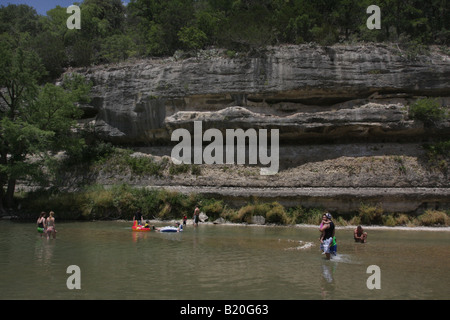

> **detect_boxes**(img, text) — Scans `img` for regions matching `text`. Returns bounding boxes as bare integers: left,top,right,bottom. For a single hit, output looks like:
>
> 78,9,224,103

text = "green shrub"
234,201,288,224
395,213,412,226
82,185,116,219
265,202,288,224
334,216,350,226
156,189,188,220
236,204,257,223
424,140,450,158
111,184,139,218
92,148,167,177
236,202,269,223
287,206,324,225
169,163,190,175
418,210,449,226
220,207,240,223
17,184,448,227
126,156,166,176
226,50,236,58
191,165,202,176
349,215,361,226
409,98,448,126
201,198,224,219
358,203,384,225
178,26,208,50
382,215,397,227
99,34,137,63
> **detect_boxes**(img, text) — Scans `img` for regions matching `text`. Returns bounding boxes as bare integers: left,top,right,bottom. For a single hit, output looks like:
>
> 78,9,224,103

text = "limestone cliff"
78,44,450,144
67,44,450,214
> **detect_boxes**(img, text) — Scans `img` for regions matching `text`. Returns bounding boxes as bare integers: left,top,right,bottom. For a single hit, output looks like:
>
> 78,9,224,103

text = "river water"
0,220,449,300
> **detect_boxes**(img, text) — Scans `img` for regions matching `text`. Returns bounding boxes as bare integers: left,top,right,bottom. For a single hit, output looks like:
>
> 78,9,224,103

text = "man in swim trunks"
193,206,200,227
320,213,335,260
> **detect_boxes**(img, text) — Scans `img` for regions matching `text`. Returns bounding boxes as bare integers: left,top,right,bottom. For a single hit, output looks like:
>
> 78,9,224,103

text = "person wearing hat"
319,212,335,260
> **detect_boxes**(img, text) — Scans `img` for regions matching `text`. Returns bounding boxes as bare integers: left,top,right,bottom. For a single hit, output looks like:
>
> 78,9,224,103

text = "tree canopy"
0,33,91,212
1,0,448,79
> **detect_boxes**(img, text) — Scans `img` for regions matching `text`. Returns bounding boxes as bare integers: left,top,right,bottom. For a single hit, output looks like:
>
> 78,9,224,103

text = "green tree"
99,34,137,63
127,0,195,56
217,0,276,51
0,4,40,35
194,9,224,46
37,6,73,76
178,25,208,50
271,0,317,44
32,31,67,81
0,36,90,212
40,0,128,67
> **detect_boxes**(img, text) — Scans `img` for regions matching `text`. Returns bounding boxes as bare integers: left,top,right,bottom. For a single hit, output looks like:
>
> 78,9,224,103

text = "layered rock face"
72,44,450,214
81,44,450,144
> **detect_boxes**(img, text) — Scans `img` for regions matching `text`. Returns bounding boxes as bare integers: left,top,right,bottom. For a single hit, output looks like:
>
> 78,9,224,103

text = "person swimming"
143,220,155,230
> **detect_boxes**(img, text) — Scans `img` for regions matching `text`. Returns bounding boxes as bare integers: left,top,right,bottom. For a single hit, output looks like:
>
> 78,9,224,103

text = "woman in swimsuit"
46,211,57,239
37,212,47,237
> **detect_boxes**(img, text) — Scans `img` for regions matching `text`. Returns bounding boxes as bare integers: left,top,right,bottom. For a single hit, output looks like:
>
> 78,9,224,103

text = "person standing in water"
134,209,144,226
320,213,335,260
37,212,47,237
46,211,57,239
193,206,200,227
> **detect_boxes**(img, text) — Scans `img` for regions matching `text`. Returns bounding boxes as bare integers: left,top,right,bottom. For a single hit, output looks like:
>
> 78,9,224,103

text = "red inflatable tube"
132,220,151,232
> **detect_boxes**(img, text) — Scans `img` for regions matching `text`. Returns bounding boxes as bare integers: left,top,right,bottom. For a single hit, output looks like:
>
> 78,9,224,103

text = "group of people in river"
319,212,368,260
133,209,185,232
38,206,367,252
133,206,201,228
36,211,57,239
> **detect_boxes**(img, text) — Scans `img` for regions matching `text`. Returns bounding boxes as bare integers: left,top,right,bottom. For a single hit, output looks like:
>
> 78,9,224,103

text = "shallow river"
0,220,449,300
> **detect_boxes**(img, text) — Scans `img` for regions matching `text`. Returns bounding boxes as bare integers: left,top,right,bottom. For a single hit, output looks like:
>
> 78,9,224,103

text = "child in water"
144,220,155,230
